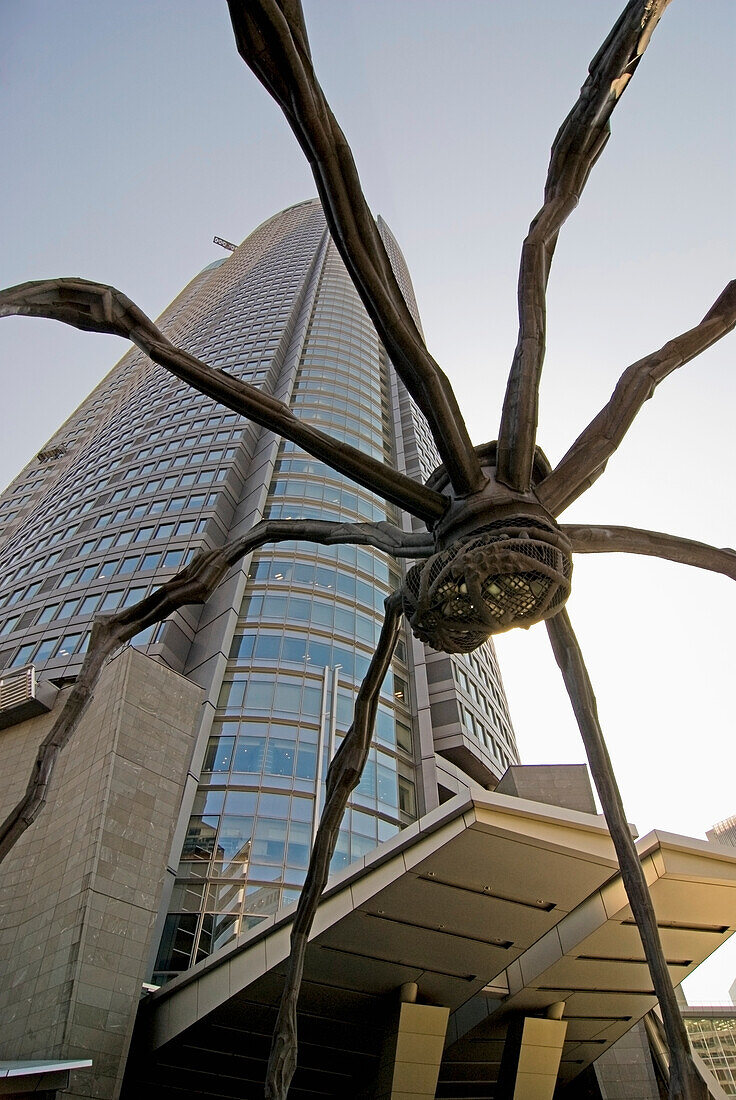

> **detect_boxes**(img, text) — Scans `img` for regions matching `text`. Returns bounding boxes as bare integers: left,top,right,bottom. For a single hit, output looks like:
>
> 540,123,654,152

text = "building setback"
0,199,517,985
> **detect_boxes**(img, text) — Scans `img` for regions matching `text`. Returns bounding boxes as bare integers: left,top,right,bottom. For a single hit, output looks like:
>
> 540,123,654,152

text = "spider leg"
265,590,404,1100
497,0,672,494
538,282,736,515
0,279,447,524
547,609,707,1100
0,521,421,865
227,0,485,499
562,524,736,581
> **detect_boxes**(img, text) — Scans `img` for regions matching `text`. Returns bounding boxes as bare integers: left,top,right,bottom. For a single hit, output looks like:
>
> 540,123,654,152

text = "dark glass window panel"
218,815,254,860
57,633,82,658
162,549,184,569
229,633,255,660
262,596,287,618
154,913,198,973
281,637,307,663
78,594,101,616
100,590,123,612
272,680,300,712
312,601,332,627
254,635,280,660
257,792,290,819
301,686,322,716
11,643,37,667
192,789,225,815
288,598,310,622
182,816,218,860
247,679,275,710
98,559,119,580
289,796,313,822
203,734,235,772
232,735,265,773
252,818,287,864
356,759,376,799
306,641,331,667
264,739,295,777
122,586,147,608
377,763,399,809
224,790,258,815
34,637,59,663
396,721,413,754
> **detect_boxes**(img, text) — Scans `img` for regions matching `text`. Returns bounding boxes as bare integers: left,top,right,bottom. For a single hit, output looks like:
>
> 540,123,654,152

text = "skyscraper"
0,199,518,985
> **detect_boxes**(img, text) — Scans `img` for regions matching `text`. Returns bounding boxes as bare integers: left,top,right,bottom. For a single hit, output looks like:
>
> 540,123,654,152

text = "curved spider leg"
497,0,672,494
538,282,736,515
562,524,736,581
0,279,447,525
547,609,707,1100
265,590,404,1100
0,521,423,865
227,0,485,499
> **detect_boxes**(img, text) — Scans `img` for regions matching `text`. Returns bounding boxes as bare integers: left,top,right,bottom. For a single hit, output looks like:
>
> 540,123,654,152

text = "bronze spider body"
1,2,734,1098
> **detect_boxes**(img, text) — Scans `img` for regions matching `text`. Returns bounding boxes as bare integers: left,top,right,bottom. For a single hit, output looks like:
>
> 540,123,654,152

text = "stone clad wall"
0,648,201,1099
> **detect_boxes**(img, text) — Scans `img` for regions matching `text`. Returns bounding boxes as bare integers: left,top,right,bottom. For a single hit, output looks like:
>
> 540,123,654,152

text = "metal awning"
125,794,736,1098
0,1060,92,1096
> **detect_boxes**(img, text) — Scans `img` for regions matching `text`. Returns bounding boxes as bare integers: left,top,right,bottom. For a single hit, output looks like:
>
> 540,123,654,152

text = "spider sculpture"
0,2,734,1098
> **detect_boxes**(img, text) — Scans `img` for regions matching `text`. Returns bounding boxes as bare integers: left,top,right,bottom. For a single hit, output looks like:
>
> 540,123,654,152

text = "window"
122,586,147,608
10,643,36,668
57,633,82,658
78,594,101,616
0,615,20,636
34,637,59,663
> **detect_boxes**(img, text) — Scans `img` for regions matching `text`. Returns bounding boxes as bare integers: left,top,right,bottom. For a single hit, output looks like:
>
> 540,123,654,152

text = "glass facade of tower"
0,200,519,985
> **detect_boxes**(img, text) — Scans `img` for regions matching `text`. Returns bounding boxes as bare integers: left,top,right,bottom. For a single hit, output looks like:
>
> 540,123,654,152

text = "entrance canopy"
126,792,736,1098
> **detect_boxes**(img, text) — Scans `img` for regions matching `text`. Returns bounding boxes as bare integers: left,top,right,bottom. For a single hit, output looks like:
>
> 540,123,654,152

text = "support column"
371,984,450,1100
496,1004,568,1100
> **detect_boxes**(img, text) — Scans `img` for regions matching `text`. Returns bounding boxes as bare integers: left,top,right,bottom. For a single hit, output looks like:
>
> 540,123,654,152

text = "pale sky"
1,2,734,1002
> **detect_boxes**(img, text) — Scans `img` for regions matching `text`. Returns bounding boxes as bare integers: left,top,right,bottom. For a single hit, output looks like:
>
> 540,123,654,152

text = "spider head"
402,517,572,653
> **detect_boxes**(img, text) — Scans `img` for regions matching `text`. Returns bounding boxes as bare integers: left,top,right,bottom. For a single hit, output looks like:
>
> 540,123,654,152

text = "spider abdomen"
402,520,572,653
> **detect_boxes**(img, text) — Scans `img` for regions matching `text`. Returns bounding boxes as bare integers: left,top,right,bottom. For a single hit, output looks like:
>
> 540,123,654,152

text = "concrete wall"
0,648,201,1099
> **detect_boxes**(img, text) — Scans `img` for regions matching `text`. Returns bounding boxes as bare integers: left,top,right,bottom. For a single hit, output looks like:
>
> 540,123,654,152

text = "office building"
0,198,517,976
708,815,736,848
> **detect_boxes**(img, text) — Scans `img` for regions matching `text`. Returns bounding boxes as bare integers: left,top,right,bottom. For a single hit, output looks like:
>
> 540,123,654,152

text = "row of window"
245,556,393,611
269,477,387,523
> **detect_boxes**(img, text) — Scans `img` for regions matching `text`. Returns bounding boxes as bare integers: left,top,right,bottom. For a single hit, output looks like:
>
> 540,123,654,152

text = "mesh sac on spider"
403,518,573,652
